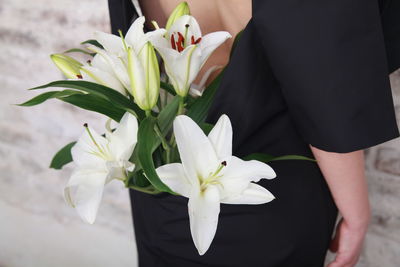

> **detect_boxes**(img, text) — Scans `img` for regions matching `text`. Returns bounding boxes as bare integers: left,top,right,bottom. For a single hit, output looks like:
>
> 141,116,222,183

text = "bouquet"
20,2,314,255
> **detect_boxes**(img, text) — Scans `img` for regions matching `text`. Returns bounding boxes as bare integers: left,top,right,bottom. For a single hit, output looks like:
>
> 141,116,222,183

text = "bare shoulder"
139,0,251,34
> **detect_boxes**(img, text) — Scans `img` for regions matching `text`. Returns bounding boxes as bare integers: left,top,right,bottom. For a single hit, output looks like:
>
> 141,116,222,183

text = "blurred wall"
0,0,399,267
0,0,137,266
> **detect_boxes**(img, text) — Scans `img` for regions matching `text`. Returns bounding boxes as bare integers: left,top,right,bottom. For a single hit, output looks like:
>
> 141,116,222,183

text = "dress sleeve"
380,0,400,73
108,0,138,35
252,0,399,153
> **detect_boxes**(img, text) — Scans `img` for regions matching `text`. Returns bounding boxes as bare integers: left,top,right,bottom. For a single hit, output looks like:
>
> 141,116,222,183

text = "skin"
310,146,370,267
140,1,370,266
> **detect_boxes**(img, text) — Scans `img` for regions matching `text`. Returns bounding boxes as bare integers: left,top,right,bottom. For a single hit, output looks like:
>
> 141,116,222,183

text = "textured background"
0,0,399,266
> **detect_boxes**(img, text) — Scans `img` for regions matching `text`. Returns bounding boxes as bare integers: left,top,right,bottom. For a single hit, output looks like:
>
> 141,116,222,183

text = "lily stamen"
176,32,185,52
171,34,177,50
84,123,106,155
200,161,227,191
191,36,202,45
118,29,129,52
183,24,190,47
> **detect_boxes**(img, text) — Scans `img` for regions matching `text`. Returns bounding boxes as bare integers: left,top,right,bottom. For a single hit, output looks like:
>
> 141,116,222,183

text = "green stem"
169,133,176,148
162,76,170,109
126,184,162,195
154,123,171,163
177,96,185,115
145,110,151,117
163,89,168,108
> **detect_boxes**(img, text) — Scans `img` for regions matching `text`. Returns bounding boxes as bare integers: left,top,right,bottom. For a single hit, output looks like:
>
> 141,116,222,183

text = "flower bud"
127,42,160,111
165,2,191,31
50,54,83,79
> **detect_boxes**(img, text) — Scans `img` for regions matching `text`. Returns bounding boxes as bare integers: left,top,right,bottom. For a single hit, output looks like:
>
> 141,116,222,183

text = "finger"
329,231,339,253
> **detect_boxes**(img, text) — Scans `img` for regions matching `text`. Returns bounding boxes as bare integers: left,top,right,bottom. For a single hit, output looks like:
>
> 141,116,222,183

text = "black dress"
108,0,400,266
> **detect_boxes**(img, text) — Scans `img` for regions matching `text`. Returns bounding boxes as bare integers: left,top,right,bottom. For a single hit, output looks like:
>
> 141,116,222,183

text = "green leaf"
64,48,95,56
126,169,151,188
31,80,145,119
81,39,104,49
157,96,179,135
186,70,223,123
243,153,316,163
160,81,176,96
60,94,126,122
137,116,175,194
18,90,83,106
50,142,76,169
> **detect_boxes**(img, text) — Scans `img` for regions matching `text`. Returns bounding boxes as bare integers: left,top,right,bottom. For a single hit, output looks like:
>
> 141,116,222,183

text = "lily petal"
105,161,130,183
125,16,147,52
219,156,276,196
148,33,170,51
91,53,114,73
88,45,130,89
174,115,220,187
188,185,220,255
199,31,232,66
108,112,138,161
156,163,191,197
71,126,109,169
93,31,123,55
64,169,108,224
144,28,168,45
169,15,202,40
208,114,232,159
220,183,275,205
176,45,202,95
152,45,181,93
80,65,126,95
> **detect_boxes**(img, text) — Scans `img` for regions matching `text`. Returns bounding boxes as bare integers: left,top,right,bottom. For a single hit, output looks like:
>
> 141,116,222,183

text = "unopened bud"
50,54,82,79
165,2,190,30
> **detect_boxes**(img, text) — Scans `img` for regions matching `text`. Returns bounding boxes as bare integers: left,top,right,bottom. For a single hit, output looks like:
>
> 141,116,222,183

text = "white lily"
93,16,166,57
149,15,231,97
64,112,138,224
80,54,127,95
89,16,165,110
156,114,276,255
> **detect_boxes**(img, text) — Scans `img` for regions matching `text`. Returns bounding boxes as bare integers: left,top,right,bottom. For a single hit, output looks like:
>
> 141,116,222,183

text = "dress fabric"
107,0,400,266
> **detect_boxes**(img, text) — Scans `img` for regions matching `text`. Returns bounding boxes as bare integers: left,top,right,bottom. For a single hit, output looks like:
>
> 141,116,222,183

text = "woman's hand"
327,217,369,267
309,145,371,267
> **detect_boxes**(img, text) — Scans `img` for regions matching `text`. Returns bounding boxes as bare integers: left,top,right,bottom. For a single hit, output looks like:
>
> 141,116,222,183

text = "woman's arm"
310,145,371,267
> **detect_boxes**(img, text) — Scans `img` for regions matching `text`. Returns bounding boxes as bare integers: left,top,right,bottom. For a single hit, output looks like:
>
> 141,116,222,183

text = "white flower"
89,16,165,109
156,114,276,255
93,16,165,57
80,54,127,95
64,112,138,224
149,15,231,97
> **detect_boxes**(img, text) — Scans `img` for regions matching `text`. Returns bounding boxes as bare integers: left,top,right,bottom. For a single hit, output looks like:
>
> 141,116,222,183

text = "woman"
108,0,400,266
